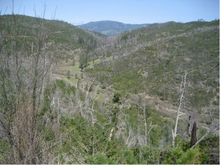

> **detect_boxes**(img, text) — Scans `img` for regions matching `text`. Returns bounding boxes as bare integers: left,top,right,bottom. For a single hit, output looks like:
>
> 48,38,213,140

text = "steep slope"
0,15,107,57
78,20,149,35
86,20,219,110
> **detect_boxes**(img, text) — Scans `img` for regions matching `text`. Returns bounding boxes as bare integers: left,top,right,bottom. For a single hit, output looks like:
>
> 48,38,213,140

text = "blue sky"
0,0,219,25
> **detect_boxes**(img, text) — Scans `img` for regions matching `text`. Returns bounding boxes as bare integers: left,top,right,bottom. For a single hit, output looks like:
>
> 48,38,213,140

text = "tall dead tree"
172,71,187,146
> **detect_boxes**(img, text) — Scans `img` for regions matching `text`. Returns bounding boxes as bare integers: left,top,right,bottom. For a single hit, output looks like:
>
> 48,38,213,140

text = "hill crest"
78,20,149,35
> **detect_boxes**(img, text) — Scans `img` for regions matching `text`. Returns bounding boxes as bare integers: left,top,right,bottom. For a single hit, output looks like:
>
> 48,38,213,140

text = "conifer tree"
72,56,75,66
81,72,83,79
89,84,93,92
67,70,70,79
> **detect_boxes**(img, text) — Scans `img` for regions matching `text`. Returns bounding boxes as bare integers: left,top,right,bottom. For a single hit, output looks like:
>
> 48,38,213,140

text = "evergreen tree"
81,72,83,79
67,70,70,79
72,56,75,66
77,80,80,89
89,84,93,92
79,54,84,69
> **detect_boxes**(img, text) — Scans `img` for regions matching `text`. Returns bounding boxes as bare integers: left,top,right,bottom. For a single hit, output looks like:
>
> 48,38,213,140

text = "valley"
0,14,219,164
52,53,215,136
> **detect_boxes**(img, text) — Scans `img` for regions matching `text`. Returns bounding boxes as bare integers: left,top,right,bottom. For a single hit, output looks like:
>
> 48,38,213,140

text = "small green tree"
113,92,121,104
67,70,70,79
163,146,203,164
72,56,75,66
89,84,93,92
77,80,80,89
75,73,78,79
81,72,83,79
85,152,115,164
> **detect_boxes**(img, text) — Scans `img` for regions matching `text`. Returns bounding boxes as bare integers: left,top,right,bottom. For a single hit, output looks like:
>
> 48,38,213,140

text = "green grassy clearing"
87,59,100,68
55,57,113,101
87,57,111,68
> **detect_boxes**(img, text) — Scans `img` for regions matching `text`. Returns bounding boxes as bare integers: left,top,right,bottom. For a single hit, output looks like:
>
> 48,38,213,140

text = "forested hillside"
87,20,219,108
0,14,219,164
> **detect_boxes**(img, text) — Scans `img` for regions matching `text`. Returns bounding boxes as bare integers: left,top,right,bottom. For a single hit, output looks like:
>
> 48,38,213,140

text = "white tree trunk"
172,71,187,146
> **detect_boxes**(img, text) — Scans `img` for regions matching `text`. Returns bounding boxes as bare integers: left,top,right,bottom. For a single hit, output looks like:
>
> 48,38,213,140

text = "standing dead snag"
172,71,187,146
190,122,197,147
191,123,219,149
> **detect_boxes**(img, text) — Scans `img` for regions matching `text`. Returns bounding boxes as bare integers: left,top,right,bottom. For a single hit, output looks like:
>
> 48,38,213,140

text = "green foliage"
163,145,209,164
190,88,215,107
55,79,66,92
111,107,119,126
112,92,121,103
81,72,83,79
198,135,219,164
86,153,115,164
163,147,185,164
79,54,88,69
132,146,161,164
0,139,9,159
44,128,56,142
72,56,75,66
67,70,70,79
67,84,76,95
89,84,93,92
121,150,137,164
77,80,80,89
176,148,202,164
86,19,219,108
39,87,52,116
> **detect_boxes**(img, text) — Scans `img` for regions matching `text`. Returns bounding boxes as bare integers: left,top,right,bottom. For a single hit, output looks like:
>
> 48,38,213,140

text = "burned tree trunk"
190,122,197,147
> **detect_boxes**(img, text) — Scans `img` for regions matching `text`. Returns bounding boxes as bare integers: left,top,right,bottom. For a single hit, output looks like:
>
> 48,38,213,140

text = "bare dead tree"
172,71,187,146
136,102,157,147
0,7,57,163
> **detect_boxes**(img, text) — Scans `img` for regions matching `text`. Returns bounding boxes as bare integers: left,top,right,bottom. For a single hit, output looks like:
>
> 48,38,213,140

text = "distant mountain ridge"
78,20,149,35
